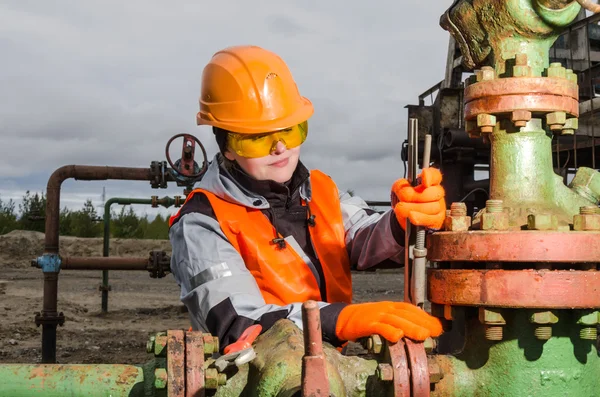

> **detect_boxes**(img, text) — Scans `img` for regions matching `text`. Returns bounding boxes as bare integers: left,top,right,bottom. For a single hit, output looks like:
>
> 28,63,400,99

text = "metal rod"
62,256,149,271
301,301,329,396
412,134,432,309
41,165,173,364
404,120,418,303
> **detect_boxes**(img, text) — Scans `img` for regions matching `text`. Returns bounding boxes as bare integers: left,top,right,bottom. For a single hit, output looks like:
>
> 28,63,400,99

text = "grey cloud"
1,0,453,206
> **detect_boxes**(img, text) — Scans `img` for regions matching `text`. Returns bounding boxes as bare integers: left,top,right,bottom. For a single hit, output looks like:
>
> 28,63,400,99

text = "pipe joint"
34,254,62,273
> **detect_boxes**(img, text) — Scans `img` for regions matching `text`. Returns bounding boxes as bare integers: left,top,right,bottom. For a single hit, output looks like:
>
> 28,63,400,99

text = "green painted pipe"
432,310,600,396
489,120,594,225
102,196,180,313
0,364,150,397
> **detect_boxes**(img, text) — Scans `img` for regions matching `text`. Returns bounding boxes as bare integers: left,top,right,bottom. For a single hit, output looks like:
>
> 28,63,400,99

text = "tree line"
0,191,170,239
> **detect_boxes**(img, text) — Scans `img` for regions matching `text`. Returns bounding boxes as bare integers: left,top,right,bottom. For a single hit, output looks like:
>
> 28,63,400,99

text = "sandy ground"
0,230,404,364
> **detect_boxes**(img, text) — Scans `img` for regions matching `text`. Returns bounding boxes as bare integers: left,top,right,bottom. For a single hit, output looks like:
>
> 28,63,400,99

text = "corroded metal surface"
301,300,330,397
387,340,410,396
464,76,579,120
428,269,600,308
0,364,144,396
464,77,578,102
465,94,579,120
168,330,185,397
427,231,600,262
186,331,205,397
404,340,430,397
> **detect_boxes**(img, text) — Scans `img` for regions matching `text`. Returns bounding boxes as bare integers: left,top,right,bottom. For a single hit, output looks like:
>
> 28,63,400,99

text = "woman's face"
225,140,300,183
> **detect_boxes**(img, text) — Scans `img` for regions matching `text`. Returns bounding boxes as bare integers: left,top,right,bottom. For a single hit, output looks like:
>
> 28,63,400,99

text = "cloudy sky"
0,0,451,218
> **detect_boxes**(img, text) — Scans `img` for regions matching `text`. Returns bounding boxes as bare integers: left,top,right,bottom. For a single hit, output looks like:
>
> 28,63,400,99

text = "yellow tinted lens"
227,122,308,158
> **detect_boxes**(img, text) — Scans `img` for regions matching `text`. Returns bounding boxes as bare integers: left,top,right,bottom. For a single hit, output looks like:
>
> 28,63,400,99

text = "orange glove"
391,167,446,230
335,301,443,343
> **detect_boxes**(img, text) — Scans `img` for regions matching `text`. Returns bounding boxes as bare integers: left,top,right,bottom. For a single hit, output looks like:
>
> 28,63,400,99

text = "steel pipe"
41,165,174,363
62,256,149,271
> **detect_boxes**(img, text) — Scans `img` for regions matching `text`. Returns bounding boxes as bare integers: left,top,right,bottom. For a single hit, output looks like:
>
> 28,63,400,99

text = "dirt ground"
0,230,405,365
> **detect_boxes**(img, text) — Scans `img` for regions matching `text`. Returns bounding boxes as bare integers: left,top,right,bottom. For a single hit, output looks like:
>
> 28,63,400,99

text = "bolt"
146,335,156,354
486,200,503,213
485,325,504,341
580,206,598,215
546,111,567,131
513,56,531,77
527,213,557,231
377,363,394,381
534,326,553,340
154,368,168,390
480,308,505,341
202,334,219,355
477,113,496,134
428,361,444,383
561,118,578,135
547,63,567,79
515,53,528,66
566,69,578,84
511,110,532,128
423,337,437,354
580,327,597,340
481,66,496,81
450,202,467,216
573,208,600,231
154,333,168,357
366,334,383,354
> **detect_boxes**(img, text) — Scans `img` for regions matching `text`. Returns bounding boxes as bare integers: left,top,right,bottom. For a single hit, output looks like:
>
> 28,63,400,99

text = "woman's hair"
212,127,229,154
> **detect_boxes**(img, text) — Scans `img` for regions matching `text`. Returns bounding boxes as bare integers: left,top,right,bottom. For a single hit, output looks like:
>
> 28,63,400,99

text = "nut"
479,308,506,325
202,333,219,355
477,113,497,134
481,211,509,230
377,363,394,381
154,368,168,390
566,69,578,84
530,311,559,325
513,65,531,77
154,333,168,357
366,334,383,354
428,361,444,383
515,53,528,66
527,213,557,230
423,337,437,354
444,215,471,231
561,118,578,135
205,368,225,389
576,311,599,326
573,213,600,231
546,112,567,131
511,110,532,128
480,66,496,81
146,335,156,354
547,63,566,79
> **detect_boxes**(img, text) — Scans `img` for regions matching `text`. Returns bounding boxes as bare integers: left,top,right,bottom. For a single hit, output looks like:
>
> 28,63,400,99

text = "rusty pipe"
575,0,600,13
41,164,173,364
301,300,330,396
62,256,149,271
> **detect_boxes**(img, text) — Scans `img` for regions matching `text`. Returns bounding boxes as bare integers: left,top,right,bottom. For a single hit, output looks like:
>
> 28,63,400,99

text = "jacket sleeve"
169,212,347,349
339,191,405,270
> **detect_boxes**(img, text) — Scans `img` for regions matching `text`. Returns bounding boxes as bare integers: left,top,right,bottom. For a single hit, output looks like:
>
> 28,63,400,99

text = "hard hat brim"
197,97,314,134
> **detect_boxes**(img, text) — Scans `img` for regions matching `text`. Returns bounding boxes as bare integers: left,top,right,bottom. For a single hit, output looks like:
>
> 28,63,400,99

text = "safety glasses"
227,121,308,158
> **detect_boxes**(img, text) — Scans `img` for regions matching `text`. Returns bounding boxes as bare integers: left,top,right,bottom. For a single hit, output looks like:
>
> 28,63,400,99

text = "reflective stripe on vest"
169,170,352,305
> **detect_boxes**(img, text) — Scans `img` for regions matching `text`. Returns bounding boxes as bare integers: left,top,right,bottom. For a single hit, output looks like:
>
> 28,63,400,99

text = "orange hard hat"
197,45,314,134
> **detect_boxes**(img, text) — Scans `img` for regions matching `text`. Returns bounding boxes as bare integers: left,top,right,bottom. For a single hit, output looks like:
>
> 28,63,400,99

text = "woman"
169,45,445,349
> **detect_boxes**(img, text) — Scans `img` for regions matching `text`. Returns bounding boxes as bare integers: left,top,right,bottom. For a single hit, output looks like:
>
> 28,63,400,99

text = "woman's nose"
271,140,287,155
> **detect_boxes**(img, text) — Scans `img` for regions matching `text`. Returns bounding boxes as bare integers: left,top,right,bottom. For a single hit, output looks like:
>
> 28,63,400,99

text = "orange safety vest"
170,170,352,305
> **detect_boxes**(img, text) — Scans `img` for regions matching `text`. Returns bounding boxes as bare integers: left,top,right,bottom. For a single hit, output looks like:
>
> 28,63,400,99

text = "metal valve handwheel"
165,133,208,180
